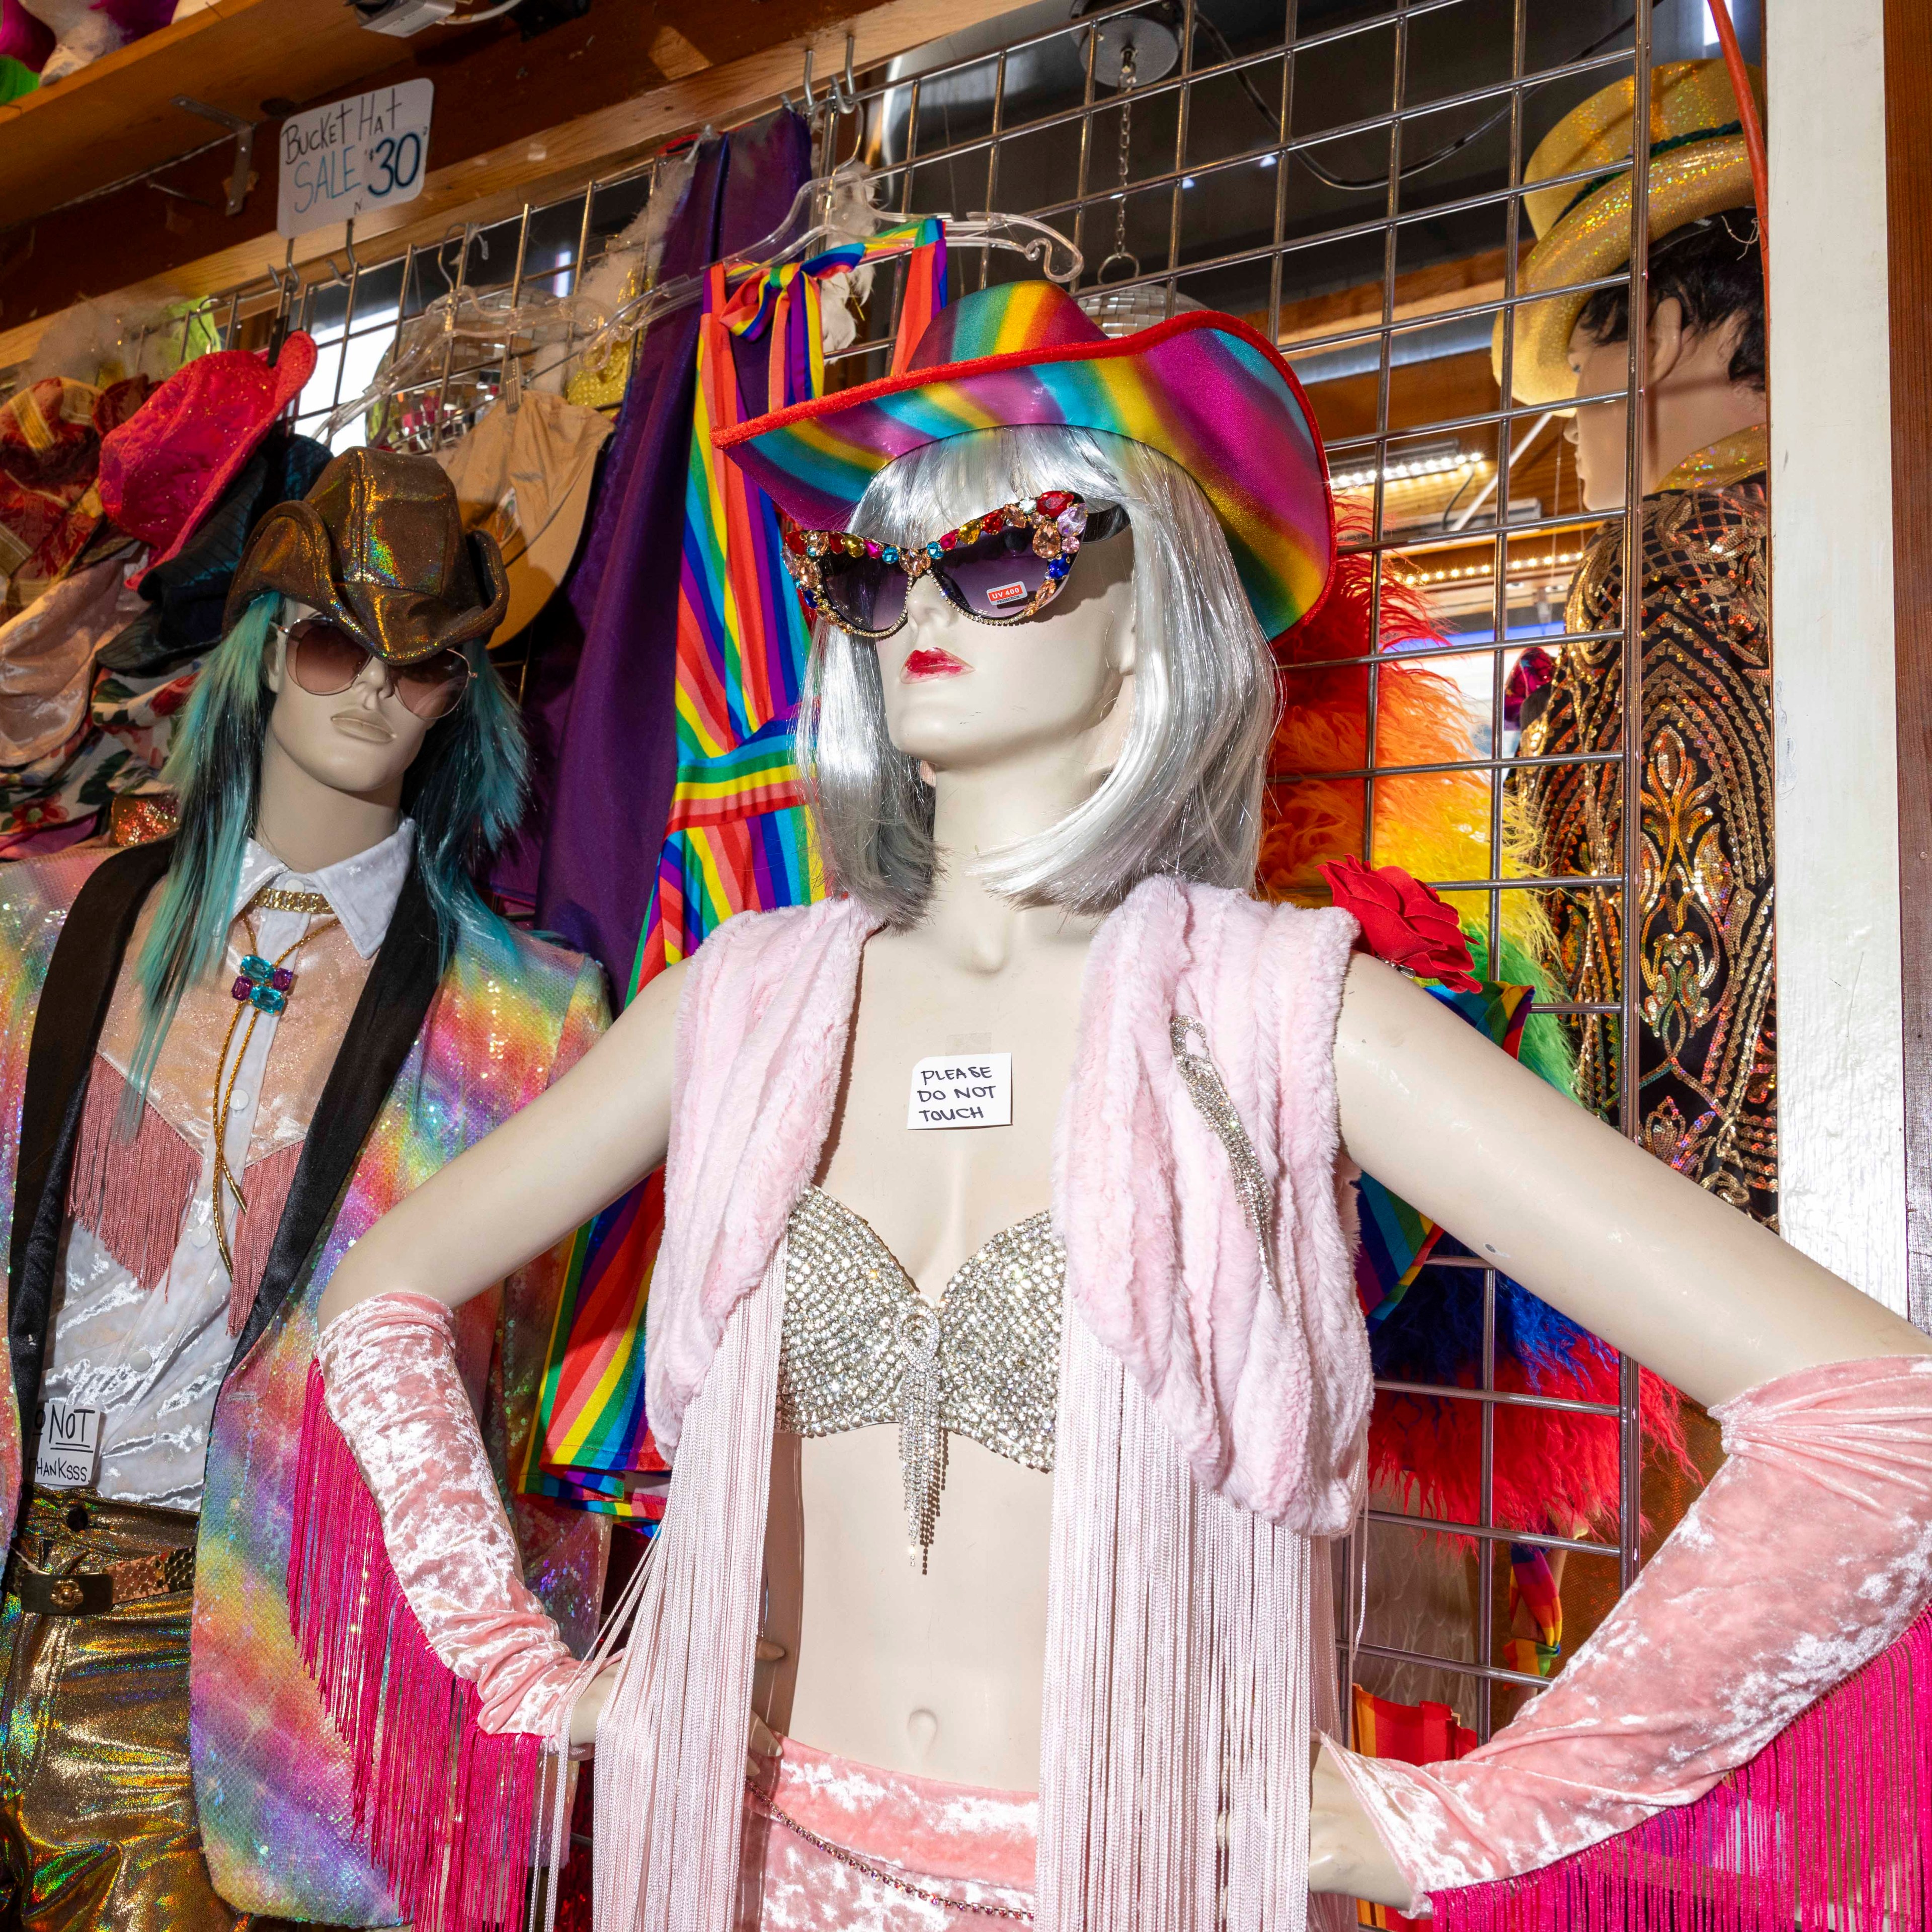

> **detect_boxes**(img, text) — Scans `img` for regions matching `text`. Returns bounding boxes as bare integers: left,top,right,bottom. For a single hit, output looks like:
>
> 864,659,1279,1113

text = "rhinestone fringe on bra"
778,1187,1064,1567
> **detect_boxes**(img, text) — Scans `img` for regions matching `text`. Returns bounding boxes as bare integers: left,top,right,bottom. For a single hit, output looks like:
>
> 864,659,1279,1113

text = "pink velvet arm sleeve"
312,1290,588,1737
1322,1354,1932,1919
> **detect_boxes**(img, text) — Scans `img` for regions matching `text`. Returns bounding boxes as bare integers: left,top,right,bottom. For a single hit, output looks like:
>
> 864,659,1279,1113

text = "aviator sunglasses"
276,617,473,722
780,490,1130,641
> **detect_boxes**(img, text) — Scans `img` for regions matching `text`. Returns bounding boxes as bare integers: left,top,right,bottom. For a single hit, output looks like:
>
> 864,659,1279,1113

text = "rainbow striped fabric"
639,221,951,985
716,277,1336,640
532,226,949,1517
1350,1684,1478,1932
1506,1542,1565,1677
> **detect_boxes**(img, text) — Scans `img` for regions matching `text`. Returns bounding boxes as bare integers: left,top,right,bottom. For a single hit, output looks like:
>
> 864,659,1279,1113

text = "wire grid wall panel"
104,0,1707,1745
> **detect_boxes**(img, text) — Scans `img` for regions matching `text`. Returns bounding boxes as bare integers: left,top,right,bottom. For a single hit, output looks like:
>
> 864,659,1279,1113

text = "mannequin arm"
1318,958,1932,1909
1331,954,1928,1407
317,956,688,1328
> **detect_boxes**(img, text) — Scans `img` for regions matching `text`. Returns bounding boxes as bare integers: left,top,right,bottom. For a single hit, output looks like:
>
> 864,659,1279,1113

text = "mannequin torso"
760,528,1126,1787
761,913,1091,1788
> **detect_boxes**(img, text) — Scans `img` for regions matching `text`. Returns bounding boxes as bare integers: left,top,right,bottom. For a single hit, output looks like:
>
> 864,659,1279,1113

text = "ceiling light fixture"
1329,449,1481,493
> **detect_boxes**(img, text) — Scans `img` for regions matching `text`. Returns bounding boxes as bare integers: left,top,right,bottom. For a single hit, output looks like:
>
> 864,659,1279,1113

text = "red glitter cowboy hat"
98,335,317,587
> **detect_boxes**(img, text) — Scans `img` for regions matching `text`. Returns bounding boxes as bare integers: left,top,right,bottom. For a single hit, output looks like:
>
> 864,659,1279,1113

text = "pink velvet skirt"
739,1736,1038,1928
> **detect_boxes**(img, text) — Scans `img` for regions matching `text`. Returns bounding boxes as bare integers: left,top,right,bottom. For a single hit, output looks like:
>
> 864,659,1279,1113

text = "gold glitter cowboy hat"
1496,59,1764,408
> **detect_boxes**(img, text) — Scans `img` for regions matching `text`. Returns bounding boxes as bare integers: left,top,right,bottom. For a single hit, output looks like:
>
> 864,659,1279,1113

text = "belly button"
906,1708,939,1760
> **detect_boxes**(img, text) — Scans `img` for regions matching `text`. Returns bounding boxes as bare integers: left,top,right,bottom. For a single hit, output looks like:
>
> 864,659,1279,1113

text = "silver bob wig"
800,425,1279,926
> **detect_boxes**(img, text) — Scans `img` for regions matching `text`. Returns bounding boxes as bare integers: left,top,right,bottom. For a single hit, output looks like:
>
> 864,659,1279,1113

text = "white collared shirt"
41,821,416,1511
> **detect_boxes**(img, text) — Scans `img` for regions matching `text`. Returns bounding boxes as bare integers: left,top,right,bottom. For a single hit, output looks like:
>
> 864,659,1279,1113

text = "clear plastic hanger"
332,162,1083,445
323,282,613,442
534,165,1082,390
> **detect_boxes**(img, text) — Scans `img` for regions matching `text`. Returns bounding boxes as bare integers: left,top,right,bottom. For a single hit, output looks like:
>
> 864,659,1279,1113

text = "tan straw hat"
435,388,612,647
1495,59,1763,407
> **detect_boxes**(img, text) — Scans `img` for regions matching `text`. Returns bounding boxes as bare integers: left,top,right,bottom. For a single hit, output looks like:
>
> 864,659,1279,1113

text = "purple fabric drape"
501,109,812,999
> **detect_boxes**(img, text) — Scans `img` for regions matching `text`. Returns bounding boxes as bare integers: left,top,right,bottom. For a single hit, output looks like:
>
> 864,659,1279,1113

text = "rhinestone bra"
778,1187,1064,1566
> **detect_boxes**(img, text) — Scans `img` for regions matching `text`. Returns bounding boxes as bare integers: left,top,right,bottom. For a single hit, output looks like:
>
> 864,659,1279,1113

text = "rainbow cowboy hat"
716,280,1335,640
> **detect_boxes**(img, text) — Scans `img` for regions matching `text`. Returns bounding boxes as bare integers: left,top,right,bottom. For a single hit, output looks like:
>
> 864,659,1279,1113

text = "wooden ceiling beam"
0,0,1026,370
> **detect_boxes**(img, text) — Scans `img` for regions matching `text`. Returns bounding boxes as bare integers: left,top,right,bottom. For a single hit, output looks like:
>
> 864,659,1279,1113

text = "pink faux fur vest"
645,874,1371,1534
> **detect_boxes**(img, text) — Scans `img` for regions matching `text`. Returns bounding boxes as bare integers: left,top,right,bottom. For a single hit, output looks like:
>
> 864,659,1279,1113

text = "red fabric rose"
1319,854,1479,992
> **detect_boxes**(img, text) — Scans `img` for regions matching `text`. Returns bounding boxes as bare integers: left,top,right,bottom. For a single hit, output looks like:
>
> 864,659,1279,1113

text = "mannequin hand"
568,1659,623,1750
747,1706,782,1784
1308,1740,1416,1909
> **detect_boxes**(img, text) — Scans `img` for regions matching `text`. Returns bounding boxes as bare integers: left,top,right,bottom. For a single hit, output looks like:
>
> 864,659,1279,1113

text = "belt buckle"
12,1563,113,1618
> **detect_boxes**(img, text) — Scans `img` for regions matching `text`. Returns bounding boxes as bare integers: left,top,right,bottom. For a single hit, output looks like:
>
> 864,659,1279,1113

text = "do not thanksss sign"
278,80,434,238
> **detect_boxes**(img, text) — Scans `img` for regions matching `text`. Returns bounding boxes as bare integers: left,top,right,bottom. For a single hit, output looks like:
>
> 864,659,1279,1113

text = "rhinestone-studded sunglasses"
779,491,1131,641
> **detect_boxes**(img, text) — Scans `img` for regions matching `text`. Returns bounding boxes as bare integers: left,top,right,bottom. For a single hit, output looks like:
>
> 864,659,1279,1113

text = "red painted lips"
902,648,971,680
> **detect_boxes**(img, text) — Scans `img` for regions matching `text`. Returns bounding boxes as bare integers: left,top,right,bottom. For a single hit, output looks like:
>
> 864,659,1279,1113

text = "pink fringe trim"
67,1056,199,1293
288,1363,543,1932
1431,1604,1932,1930
226,1139,300,1334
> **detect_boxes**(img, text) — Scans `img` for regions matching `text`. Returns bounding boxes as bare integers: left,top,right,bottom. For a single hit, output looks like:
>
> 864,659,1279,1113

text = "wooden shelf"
0,0,418,225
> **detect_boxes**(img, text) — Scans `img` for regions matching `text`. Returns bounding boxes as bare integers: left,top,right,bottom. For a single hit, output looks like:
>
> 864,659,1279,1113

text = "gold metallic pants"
0,1490,303,1932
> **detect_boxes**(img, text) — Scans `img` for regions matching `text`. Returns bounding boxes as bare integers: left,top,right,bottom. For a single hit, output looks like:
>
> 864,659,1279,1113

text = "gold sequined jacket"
1513,434,1775,1227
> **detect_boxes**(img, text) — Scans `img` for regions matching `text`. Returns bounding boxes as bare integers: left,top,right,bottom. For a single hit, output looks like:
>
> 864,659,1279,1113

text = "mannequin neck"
1643,375,1766,496
253,728,405,875
922,744,1100,970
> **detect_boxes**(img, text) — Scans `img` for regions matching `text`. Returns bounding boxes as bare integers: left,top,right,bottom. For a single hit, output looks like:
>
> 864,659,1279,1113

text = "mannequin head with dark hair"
1564,209,1766,509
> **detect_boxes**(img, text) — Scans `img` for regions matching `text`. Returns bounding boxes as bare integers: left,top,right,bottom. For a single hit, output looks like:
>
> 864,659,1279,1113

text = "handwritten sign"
907,1053,1012,1130
35,1399,101,1490
278,80,434,238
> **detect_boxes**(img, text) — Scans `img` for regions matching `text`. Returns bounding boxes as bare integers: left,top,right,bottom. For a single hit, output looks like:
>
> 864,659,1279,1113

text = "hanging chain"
1098,45,1140,285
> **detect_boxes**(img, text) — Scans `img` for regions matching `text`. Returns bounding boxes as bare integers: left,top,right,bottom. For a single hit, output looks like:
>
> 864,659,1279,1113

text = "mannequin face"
262,598,435,804
874,523,1139,782
1564,294,1763,511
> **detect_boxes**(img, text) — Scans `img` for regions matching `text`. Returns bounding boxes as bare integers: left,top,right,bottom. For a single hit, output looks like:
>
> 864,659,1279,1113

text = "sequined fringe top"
777,1187,1064,1566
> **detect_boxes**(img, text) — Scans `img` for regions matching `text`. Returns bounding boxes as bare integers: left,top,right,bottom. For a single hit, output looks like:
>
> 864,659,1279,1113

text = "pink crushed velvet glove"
313,1291,587,1738
1322,1354,1932,1913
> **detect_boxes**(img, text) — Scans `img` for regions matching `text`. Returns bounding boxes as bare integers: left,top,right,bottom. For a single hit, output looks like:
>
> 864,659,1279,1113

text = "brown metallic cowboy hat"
223,446,509,664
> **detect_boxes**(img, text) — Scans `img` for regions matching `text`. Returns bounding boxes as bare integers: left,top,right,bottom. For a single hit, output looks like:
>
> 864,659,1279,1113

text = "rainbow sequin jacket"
0,840,609,1925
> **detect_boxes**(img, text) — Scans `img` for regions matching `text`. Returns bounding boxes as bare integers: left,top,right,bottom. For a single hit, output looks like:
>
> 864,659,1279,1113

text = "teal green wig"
126,593,527,1101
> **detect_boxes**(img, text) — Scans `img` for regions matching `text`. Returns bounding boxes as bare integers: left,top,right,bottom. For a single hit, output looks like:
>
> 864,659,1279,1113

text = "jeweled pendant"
232,954,296,1015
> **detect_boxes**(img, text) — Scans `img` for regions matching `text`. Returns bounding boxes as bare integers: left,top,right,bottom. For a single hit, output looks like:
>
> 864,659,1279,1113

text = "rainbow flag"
532,225,949,1517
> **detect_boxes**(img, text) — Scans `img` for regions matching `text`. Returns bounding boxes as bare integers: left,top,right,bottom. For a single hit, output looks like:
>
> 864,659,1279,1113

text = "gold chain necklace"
254,887,332,915
210,902,338,1280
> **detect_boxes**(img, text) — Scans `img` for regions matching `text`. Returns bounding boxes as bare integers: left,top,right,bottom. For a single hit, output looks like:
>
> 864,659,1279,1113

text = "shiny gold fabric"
1656,422,1767,492
0,1492,302,1930
1511,463,1775,1226
222,448,509,665
1495,60,1763,406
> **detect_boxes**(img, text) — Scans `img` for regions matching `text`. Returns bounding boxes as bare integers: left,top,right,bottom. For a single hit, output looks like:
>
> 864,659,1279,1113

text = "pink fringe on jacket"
67,1055,199,1293
288,1365,543,1932
225,1138,300,1333
1430,1602,1932,1929
65,1054,303,1329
